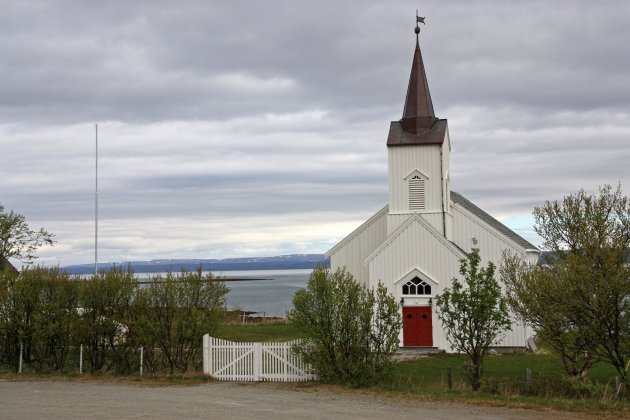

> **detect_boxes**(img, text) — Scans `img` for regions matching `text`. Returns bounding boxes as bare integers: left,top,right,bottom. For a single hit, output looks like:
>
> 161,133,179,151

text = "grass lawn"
215,323,628,414
377,353,628,413
0,370,213,387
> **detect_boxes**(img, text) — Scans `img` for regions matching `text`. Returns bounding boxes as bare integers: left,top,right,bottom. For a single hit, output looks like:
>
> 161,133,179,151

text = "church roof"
450,191,539,251
0,255,19,275
363,212,466,265
388,37,446,146
387,119,447,146
403,40,435,120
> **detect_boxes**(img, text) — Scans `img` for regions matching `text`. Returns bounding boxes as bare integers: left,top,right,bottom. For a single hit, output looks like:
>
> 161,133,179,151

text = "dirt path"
0,379,590,419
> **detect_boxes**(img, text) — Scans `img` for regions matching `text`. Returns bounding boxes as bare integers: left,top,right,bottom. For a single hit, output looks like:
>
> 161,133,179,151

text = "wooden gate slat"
203,334,315,382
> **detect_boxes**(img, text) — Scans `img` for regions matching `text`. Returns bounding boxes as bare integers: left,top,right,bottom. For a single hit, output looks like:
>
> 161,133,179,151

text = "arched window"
409,175,426,211
401,276,432,296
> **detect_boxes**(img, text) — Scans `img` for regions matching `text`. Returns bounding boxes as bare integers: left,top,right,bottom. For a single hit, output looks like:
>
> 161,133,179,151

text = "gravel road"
0,379,590,419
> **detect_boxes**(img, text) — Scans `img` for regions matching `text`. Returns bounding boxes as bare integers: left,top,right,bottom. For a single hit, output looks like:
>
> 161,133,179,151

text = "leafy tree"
26,267,80,371
435,248,512,391
500,252,598,379
78,267,138,372
0,203,55,267
501,185,630,388
288,266,401,387
136,268,229,374
0,266,80,372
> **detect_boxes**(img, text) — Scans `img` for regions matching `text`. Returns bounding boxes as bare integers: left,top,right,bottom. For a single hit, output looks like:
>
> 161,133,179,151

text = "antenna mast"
95,123,99,276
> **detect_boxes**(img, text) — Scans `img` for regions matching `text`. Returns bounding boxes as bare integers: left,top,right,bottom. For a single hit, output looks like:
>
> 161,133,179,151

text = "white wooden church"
326,28,540,351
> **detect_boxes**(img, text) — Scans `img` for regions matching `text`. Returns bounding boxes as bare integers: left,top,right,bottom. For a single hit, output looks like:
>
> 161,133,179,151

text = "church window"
402,276,431,296
409,175,426,211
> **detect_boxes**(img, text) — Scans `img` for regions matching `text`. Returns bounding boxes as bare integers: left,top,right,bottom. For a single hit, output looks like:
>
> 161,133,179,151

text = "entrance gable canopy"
364,213,465,265
364,214,466,291
395,267,438,287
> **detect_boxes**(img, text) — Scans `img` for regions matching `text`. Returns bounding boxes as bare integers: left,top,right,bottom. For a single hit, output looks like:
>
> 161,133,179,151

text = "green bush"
0,266,228,374
435,248,511,391
288,267,401,387
0,266,81,371
77,267,138,373
135,269,229,374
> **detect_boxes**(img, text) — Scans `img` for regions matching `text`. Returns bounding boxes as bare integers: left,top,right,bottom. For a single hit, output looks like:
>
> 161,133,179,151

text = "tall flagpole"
95,123,99,276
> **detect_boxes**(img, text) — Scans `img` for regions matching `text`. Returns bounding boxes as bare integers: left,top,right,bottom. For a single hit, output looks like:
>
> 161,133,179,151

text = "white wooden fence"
202,334,316,382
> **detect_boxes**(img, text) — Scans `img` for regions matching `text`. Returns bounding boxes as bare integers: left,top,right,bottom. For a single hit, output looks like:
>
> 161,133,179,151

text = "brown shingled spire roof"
400,38,439,136
403,39,435,120
387,34,447,146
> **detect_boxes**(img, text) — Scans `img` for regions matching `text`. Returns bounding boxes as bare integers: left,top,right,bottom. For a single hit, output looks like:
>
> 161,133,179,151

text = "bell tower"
386,15,452,238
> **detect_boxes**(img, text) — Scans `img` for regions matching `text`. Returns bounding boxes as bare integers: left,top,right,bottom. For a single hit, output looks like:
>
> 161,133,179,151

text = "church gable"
365,214,464,291
325,205,388,285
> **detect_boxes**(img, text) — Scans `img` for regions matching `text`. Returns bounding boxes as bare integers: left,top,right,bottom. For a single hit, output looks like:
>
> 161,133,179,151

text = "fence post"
202,334,209,375
79,344,83,374
447,366,452,390
253,343,261,381
140,346,144,376
526,368,532,389
283,344,288,381
18,342,23,374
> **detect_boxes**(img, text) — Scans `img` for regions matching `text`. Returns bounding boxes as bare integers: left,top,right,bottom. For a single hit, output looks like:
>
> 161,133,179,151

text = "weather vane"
415,9,425,37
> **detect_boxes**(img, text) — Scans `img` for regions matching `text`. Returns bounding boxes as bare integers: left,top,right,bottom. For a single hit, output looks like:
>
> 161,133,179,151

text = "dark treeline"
0,266,229,374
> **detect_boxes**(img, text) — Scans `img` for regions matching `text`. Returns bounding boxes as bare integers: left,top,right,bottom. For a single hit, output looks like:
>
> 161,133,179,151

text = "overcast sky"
1,0,629,267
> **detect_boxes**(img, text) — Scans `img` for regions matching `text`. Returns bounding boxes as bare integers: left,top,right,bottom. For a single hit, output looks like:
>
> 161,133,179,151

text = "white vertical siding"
450,203,538,347
327,207,388,286
366,217,464,350
451,204,526,267
387,212,444,236
441,130,451,219
388,145,444,213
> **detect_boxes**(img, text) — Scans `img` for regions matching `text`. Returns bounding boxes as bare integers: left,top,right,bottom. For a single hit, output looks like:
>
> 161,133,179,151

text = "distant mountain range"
62,254,329,274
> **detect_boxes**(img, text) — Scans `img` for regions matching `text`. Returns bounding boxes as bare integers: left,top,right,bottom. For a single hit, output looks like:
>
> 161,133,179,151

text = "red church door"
402,306,433,347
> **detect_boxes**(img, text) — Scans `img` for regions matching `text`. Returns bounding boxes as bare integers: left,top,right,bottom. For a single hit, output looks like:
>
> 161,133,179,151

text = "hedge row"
0,266,228,374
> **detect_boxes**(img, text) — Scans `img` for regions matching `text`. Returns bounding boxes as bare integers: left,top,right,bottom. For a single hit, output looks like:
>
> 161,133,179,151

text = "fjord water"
136,268,312,317
136,268,313,316
221,269,312,316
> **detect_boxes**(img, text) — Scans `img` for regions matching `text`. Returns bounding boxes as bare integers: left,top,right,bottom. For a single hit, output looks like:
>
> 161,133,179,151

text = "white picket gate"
202,334,316,382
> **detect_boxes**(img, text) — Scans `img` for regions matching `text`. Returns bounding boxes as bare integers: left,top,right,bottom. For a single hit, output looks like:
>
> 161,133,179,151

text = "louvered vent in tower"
409,175,426,211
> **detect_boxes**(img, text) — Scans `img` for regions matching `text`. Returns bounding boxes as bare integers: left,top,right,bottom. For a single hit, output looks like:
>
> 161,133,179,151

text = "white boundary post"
140,346,143,376
79,344,83,374
253,343,261,381
18,342,23,374
202,334,209,375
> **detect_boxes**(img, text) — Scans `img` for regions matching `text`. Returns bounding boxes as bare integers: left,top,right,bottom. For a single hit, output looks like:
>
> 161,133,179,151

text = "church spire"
400,14,437,135
387,14,446,146
402,39,435,120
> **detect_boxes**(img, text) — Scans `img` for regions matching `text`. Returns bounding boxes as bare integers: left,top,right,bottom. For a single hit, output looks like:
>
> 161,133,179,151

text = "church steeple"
402,39,435,122
387,15,446,146
385,14,451,237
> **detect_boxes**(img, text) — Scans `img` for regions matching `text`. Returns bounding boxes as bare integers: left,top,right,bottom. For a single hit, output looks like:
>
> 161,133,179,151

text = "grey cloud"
1,0,629,265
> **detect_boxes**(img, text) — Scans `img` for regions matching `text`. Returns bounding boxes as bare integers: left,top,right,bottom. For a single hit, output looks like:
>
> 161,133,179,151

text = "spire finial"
415,10,425,39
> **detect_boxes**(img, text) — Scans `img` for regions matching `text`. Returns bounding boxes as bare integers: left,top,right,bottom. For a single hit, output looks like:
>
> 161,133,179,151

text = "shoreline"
136,277,274,284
